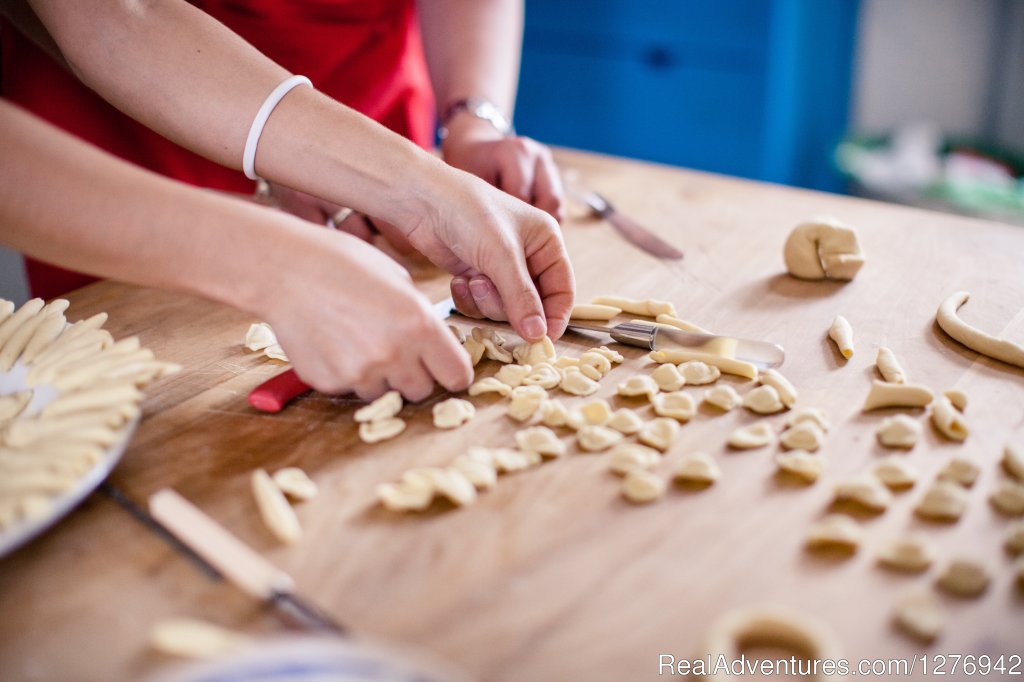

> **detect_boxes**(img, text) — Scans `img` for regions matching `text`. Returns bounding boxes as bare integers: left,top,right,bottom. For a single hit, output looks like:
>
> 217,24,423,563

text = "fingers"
336,212,375,242
496,141,535,204
385,356,436,403
420,319,474,393
467,275,507,321
532,150,565,223
484,242,548,342
451,275,484,319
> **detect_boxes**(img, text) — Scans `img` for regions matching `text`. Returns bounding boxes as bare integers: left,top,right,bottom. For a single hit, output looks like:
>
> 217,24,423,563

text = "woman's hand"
258,226,472,402
441,117,564,223
402,169,574,343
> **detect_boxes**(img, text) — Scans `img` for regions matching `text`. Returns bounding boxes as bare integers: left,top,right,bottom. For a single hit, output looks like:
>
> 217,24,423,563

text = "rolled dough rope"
0,471,78,496
5,408,135,447
251,468,301,544
654,314,711,334
782,215,865,281
0,392,33,423
875,347,907,383
149,617,250,660
591,295,677,318
0,303,65,370
649,349,757,380
861,380,933,411
701,607,842,682
828,315,854,359
18,310,69,367
936,291,1024,369
42,383,143,420
570,304,621,320
27,331,112,383
0,298,45,354
52,348,156,392
1,443,105,467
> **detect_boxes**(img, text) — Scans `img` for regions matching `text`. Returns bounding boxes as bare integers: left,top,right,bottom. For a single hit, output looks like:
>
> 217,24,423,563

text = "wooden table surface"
1,148,1022,681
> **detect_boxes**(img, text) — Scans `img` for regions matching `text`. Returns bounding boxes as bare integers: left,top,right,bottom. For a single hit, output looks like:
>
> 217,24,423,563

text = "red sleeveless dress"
0,0,435,299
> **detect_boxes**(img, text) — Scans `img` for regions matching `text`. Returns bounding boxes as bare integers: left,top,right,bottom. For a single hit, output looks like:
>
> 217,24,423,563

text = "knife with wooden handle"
247,296,456,413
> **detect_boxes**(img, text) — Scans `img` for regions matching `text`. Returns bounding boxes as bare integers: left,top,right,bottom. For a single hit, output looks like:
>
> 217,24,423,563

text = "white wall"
853,0,1023,148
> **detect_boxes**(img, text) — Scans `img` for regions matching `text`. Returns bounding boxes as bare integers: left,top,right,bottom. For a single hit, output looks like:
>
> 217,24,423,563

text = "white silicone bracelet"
242,75,313,181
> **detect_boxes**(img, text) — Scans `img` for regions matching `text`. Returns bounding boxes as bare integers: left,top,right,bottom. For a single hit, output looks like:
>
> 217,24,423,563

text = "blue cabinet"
515,0,860,192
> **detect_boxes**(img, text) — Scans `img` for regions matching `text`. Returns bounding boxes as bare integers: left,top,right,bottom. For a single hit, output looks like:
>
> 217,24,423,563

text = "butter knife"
573,188,683,260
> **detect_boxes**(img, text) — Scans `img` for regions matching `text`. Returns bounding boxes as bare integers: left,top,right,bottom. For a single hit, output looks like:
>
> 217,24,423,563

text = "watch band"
438,97,514,139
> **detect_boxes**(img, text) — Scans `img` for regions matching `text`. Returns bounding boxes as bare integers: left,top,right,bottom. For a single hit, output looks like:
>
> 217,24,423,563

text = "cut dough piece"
775,450,823,482
539,399,570,428
989,479,1024,516
430,467,478,507
915,480,968,521
608,443,661,475
468,377,512,397
935,557,990,598
617,374,659,400
1003,442,1024,481
779,421,824,452
875,346,907,383
491,447,543,473
935,291,1024,369
621,469,666,504
930,396,967,441
894,591,943,643
507,385,548,422
742,385,785,414
828,315,854,359
674,452,720,484
559,367,600,396
579,364,603,382
377,479,433,512
638,417,679,451
577,425,624,452
354,390,402,423
862,380,933,411
433,398,475,429
876,414,922,449
607,408,644,435
936,456,979,487
451,455,498,490
591,295,677,318
472,327,513,363
652,391,696,422
805,514,863,551
149,617,249,659
872,456,919,489
943,389,967,412
785,407,831,432
577,398,612,426
512,336,556,366
244,322,277,351
494,363,532,388
654,314,710,334
727,423,775,450
758,369,796,408
515,426,566,458
263,344,288,362
649,349,757,380
1006,521,1024,556
703,385,741,412
678,361,720,386
834,474,893,511
271,468,317,501
702,609,842,682
579,351,612,378
358,417,406,444
876,536,934,573
522,363,562,389
651,363,685,392
252,469,301,544
783,215,865,281
463,336,485,366
570,304,621,320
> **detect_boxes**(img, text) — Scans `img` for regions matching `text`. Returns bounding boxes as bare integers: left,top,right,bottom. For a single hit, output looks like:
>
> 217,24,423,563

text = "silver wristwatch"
438,97,514,140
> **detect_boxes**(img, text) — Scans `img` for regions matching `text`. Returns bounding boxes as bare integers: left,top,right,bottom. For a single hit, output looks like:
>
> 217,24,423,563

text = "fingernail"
522,314,547,340
469,278,489,299
452,277,468,296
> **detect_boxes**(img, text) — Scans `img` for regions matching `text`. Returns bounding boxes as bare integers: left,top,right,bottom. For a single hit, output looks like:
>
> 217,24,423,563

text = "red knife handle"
248,369,312,413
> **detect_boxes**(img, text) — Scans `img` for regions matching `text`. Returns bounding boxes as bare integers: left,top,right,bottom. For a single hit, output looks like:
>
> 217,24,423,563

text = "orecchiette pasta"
894,591,943,643
648,349,757,380
354,390,402,423
507,385,548,422
872,456,919,489
779,421,825,452
651,363,685,392
805,514,863,551
606,408,644,435
674,452,720,484
1002,442,1024,481
915,480,968,521
834,474,893,511
515,426,566,458
727,422,775,450
622,468,666,503
652,391,696,422
758,369,797,408
828,315,854,359
638,417,679,451
358,417,406,444
678,361,720,386
522,362,562,389
875,414,921,449
539,399,570,428
742,385,785,414
775,450,823,483
785,407,831,432
590,345,624,364
577,425,624,452
989,479,1024,516
468,377,512,397
433,398,475,429
559,367,600,396
703,385,742,412
935,557,990,598
512,337,556,366
936,456,978,487
494,363,533,388
876,536,934,573
608,443,661,475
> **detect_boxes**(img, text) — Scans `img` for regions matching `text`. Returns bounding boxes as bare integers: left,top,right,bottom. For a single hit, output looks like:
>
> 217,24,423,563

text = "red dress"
0,0,435,300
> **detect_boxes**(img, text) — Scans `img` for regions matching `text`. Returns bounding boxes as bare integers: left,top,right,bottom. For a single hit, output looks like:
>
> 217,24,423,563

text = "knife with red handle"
247,296,457,413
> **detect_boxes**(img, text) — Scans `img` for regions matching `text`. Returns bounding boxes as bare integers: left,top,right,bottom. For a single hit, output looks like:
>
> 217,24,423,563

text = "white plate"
0,360,138,557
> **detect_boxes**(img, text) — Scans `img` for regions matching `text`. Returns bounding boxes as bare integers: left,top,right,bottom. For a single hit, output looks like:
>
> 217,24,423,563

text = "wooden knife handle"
248,369,311,413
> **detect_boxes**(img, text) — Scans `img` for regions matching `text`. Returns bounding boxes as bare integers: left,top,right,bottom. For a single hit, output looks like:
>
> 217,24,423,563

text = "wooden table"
1,149,1022,680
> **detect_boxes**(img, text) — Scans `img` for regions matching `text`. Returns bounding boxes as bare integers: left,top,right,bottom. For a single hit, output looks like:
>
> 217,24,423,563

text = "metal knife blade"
574,187,683,260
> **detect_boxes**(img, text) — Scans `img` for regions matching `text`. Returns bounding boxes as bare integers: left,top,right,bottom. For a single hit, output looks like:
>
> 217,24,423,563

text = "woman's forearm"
23,0,450,231
418,0,523,117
